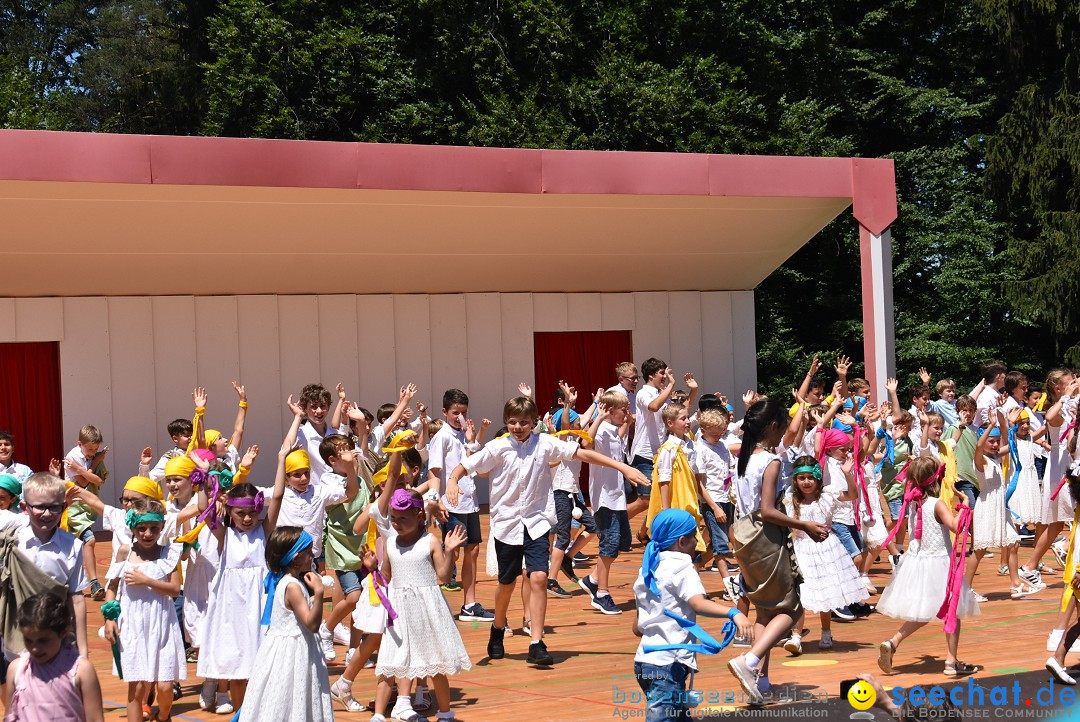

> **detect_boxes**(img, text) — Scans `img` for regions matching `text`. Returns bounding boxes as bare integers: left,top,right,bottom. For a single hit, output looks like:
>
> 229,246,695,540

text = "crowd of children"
0,356,1077,721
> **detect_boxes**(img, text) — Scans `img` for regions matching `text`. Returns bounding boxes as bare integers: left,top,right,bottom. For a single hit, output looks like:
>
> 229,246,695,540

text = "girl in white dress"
877,456,980,677
370,444,472,722
972,411,1034,598
1027,369,1077,582
195,478,281,713
782,456,868,654
1009,408,1045,527
102,499,185,722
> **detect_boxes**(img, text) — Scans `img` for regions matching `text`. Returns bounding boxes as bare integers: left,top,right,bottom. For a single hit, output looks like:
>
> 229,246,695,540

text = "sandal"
877,640,895,674
944,660,978,676
331,681,364,712
1011,582,1040,599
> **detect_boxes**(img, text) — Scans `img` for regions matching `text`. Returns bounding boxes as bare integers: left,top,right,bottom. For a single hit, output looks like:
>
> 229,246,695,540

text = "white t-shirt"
276,481,348,551
634,550,707,670
461,434,578,544
590,422,627,511
974,385,1001,427
655,436,699,483
630,385,665,461
297,421,346,486
148,447,185,482
63,445,94,486
0,460,31,482
427,424,479,514
17,525,87,593
733,451,781,520
696,437,733,504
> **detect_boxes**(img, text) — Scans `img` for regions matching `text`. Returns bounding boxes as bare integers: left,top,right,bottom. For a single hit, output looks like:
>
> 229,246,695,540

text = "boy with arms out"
63,425,107,601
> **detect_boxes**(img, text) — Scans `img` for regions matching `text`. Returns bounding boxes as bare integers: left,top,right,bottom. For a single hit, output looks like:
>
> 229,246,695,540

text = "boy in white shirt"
63,424,106,601
696,410,736,581
296,383,346,486
427,388,491,621
579,392,634,614
447,395,648,666
143,418,193,482
0,431,32,482
18,472,89,658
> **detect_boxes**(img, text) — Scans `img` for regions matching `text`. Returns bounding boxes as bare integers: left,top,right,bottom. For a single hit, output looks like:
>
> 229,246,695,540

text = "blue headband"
977,426,1002,439
641,509,698,596
261,530,314,626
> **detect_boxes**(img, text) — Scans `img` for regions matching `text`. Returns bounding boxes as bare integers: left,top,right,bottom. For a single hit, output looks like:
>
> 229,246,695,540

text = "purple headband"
227,490,264,514
390,488,423,511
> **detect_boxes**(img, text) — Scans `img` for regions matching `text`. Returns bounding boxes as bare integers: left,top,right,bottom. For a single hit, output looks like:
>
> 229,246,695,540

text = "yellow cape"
645,440,705,551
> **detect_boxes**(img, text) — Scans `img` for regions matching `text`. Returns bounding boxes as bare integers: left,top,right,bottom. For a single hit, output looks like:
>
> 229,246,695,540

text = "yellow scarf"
645,440,705,551
1061,506,1080,612
366,517,382,606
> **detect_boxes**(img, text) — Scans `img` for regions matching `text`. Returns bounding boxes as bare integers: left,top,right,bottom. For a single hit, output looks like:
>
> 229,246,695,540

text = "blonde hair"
22,472,66,500
698,408,728,433
503,396,538,423
1045,368,1074,406
615,361,638,377
599,391,629,410
78,425,102,444
661,403,687,425
935,378,955,395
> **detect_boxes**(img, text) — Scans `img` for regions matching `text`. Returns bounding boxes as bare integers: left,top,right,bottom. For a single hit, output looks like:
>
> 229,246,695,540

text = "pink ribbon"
1050,475,1069,501
852,424,872,529
1060,418,1077,445
937,504,973,634
882,463,945,548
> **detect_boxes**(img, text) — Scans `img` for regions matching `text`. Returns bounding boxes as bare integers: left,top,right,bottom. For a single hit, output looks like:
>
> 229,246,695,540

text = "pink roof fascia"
0,129,897,230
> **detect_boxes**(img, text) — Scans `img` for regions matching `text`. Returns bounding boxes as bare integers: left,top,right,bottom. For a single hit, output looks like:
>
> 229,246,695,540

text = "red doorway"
0,342,63,473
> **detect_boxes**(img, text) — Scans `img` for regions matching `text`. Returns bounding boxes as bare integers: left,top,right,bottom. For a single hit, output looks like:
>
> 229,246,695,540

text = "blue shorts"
78,528,95,544
701,501,733,557
634,660,693,722
553,490,596,550
443,511,482,546
594,507,632,559
831,522,862,558
631,455,654,498
334,568,366,595
953,480,980,509
887,498,903,520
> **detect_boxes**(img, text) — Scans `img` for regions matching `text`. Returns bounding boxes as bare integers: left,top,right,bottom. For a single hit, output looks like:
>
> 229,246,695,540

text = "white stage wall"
0,291,756,503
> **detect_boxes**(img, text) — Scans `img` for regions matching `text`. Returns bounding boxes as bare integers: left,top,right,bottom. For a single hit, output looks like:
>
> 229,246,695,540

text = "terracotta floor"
85,526,1076,721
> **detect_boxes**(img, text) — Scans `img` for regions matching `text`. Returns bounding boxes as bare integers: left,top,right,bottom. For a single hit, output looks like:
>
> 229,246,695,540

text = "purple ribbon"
371,568,399,627
228,490,264,514
190,468,209,488
195,476,221,530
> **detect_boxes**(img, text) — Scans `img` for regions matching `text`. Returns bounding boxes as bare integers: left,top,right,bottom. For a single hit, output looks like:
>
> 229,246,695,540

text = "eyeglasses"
26,503,64,515
621,375,640,381
120,496,141,505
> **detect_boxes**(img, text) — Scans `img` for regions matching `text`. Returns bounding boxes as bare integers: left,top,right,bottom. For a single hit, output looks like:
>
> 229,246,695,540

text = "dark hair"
1027,383,1044,397
980,360,1007,384
1004,370,1028,395
807,378,825,393
789,455,823,519
402,448,423,472
266,526,306,574
736,398,786,477
299,383,331,409
909,384,930,401
319,433,354,464
697,393,723,412
18,592,71,635
0,430,13,444
167,418,193,437
376,402,396,423
224,482,259,527
955,395,977,413
442,389,469,410
641,358,666,382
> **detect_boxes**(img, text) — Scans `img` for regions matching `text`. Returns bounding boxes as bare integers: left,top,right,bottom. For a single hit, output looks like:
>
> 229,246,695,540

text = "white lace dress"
784,489,869,612
973,458,1020,550
196,526,266,680
1009,437,1044,525
878,496,980,622
238,577,333,722
114,543,187,683
861,464,888,549
373,507,472,679
1043,408,1076,524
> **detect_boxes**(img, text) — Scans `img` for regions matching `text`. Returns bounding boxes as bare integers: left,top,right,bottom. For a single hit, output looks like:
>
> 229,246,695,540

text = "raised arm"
377,449,405,517
229,382,248,450
330,383,347,431
574,448,649,488
268,396,305,531
647,370,677,412
379,384,417,440
885,378,902,423
973,410,997,471
796,355,822,402
684,373,699,412
191,386,208,450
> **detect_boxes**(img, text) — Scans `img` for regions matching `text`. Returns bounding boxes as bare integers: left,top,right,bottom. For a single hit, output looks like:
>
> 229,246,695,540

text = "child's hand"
742,389,756,408
684,373,698,390
918,410,929,427
956,490,969,508
241,445,259,469
346,402,366,422
958,408,974,427
426,500,449,524
918,367,932,386
360,546,378,571
804,522,830,543
835,355,851,377
597,402,611,420
1071,574,1080,593
1007,407,1022,425
96,445,108,460
337,447,357,465
518,382,532,399
287,394,303,418
193,386,208,409
480,418,492,430
192,452,210,471
443,524,468,553
232,381,247,403
65,484,83,506
140,447,153,466
303,571,324,596
717,507,727,523
64,458,86,475
807,354,821,377
336,383,346,401
401,383,418,402
464,419,477,443
884,377,899,394
104,620,118,644
124,569,151,587
626,468,651,488
416,400,427,418
49,458,62,476
836,412,856,427
731,611,754,643
841,456,854,475
986,410,999,429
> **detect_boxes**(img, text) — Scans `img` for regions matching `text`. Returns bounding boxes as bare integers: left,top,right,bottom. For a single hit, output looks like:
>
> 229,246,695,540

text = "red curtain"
0,342,63,473
533,331,633,500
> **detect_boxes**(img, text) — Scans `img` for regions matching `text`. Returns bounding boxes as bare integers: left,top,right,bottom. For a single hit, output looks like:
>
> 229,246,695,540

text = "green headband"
792,464,822,482
0,475,21,499
126,510,165,529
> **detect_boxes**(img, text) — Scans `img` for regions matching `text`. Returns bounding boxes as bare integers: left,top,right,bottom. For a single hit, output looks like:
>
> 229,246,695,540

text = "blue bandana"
261,530,314,626
641,509,698,597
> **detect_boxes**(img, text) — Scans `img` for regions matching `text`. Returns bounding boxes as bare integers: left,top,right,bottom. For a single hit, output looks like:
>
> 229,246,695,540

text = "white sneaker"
819,631,834,649
215,692,234,715
783,635,802,656
318,624,337,661
334,623,352,646
345,647,355,666
1047,657,1077,685
363,655,376,669
972,591,988,603
861,575,877,594
198,679,216,710
1049,629,1064,652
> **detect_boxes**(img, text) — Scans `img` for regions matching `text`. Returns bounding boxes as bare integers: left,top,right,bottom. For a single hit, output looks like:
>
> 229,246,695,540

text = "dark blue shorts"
594,506,632,558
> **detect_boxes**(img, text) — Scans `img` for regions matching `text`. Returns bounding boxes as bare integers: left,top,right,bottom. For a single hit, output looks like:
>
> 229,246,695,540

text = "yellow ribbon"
366,518,380,606
1034,394,1047,413
553,429,593,444
174,521,206,546
382,431,418,454
1062,507,1080,612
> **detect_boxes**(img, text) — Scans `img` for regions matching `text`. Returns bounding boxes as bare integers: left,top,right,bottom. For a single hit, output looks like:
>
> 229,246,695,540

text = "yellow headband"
164,455,197,478
1018,409,1031,420
124,476,164,501
204,429,222,447
285,449,311,474
373,460,407,487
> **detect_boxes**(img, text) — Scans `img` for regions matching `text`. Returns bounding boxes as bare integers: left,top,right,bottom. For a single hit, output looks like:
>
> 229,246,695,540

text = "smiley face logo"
847,680,876,710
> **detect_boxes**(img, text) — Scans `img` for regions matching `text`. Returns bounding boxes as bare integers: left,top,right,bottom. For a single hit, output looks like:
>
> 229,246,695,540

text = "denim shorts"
953,480,980,509
633,660,693,721
887,498,903,521
594,507,632,558
631,455,655,498
701,501,733,557
831,522,862,558
553,490,596,550
334,568,365,595
78,527,95,544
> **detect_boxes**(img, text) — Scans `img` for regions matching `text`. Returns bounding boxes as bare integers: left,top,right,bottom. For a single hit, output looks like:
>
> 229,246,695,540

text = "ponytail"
737,397,785,477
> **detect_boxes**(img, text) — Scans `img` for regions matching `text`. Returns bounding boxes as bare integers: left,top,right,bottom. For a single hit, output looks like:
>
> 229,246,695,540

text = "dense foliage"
2,0,1073,392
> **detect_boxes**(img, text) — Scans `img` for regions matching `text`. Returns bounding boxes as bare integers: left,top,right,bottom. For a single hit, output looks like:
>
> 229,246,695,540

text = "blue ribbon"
642,509,698,596
641,610,736,655
875,427,896,474
261,530,314,626
1005,424,1021,519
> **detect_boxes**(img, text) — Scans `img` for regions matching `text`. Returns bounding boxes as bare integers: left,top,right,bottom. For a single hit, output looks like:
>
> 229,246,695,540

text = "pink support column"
859,224,896,401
